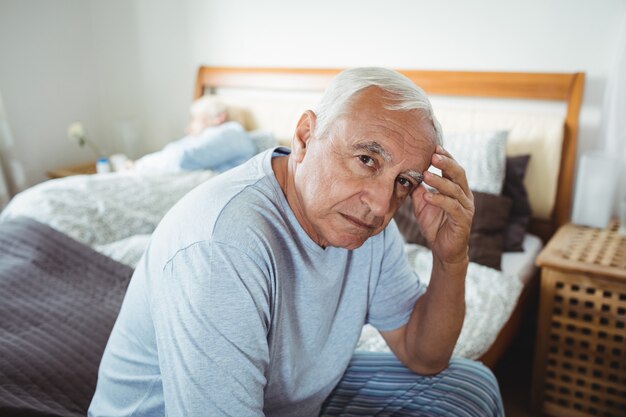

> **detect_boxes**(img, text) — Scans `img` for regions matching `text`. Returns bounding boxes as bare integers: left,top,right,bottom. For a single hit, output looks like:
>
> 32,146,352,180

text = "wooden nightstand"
46,162,97,179
531,221,626,417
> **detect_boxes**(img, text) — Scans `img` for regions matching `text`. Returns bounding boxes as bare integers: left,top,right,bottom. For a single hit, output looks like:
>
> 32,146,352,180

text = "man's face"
186,112,212,136
292,87,437,250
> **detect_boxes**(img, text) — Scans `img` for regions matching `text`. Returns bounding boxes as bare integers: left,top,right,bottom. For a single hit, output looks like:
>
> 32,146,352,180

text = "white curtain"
601,9,626,215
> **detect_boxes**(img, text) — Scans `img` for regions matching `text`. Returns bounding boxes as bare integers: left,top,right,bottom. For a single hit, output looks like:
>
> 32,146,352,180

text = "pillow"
394,191,512,270
502,155,532,252
468,192,513,269
438,131,508,195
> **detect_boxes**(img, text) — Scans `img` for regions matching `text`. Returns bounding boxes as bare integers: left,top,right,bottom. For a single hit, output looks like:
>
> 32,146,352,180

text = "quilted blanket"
0,217,133,417
356,243,523,360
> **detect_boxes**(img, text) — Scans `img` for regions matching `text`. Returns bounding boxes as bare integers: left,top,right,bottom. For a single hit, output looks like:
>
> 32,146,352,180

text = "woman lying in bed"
131,96,258,173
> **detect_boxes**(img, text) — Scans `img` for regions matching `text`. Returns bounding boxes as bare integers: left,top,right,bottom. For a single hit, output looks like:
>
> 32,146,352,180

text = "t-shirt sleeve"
366,220,426,332
150,240,270,416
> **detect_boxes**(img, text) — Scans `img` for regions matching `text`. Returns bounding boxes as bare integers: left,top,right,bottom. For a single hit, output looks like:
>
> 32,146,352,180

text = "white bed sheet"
357,235,542,360
502,233,543,285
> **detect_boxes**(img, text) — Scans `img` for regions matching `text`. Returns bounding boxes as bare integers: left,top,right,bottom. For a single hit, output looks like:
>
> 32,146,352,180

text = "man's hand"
380,145,473,375
410,145,474,265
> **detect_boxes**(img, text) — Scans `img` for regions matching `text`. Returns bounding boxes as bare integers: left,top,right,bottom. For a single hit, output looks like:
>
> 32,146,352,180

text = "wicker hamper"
532,222,626,417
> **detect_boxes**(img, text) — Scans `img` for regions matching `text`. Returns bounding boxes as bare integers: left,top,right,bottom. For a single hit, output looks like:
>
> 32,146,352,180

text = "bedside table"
47,162,97,179
531,221,626,417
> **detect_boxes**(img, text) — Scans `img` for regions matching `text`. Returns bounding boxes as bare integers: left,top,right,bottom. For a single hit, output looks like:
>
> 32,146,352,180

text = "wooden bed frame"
193,66,585,368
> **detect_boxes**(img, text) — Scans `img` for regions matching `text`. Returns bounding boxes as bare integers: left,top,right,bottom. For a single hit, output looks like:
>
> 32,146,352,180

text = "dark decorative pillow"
394,191,512,270
468,192,513,270
502,155,532,252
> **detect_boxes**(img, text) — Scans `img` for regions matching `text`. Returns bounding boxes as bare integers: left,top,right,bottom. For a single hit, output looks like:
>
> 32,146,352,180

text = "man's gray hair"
191,96,227,118
314,67,443,146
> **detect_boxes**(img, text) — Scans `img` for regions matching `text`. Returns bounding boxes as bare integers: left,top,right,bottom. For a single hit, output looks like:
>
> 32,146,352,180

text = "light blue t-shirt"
134,121,257,173
89,148,424,417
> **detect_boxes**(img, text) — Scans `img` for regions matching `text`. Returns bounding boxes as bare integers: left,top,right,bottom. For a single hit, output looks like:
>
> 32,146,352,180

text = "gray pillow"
438,130,508,195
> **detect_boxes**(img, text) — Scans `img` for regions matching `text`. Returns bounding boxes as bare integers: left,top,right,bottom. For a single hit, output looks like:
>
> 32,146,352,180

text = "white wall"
86,0,194,159
0,0,624,199
89,0,144,158
190,0,620,72
0,0,103,191
186,0,623,154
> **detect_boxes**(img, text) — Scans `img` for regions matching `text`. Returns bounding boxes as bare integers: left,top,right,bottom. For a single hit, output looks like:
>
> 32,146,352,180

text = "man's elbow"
405,353,452,376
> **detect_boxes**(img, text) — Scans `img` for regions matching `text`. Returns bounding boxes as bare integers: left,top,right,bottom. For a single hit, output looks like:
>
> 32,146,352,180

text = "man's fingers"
430,146,472,199
422,170,473,211
422,191,473,226
410,185,429,213
410,144,475,230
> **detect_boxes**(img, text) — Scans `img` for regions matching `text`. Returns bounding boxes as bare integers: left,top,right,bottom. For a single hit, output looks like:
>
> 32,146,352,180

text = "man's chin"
320,221,386,249
326,232,371,250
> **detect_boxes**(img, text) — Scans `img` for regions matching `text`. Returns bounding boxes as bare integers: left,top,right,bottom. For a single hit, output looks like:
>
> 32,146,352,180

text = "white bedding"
356,241,538,360
501,233,543,285
0,170,215,258
0,170,536,360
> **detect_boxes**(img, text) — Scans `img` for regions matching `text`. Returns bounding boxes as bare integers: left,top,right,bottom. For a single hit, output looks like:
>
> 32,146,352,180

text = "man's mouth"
340,213,377,230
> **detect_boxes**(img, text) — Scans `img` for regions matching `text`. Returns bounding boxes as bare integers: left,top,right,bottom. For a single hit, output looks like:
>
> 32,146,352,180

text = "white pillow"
434,131,508,195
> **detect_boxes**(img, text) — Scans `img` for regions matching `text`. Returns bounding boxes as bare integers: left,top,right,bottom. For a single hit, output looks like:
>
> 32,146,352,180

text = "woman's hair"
191,96,227,118
314,67,443,145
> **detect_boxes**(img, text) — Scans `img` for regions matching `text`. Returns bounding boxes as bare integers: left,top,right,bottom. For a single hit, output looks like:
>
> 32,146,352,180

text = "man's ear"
291,110,317,163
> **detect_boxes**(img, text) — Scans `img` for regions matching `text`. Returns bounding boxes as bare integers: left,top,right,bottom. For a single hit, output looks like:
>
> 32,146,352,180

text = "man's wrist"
432,252,469,277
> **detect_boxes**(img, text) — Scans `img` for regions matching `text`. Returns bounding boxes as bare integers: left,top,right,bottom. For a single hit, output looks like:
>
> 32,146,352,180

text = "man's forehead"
343,92,438,148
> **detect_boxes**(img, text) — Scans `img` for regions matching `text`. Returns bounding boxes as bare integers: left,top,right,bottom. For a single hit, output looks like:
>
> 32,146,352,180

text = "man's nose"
361,177,394,218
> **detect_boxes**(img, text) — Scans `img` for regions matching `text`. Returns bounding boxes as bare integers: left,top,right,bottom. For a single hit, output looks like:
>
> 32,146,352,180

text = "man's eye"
358,155,375,168
397,176,414,189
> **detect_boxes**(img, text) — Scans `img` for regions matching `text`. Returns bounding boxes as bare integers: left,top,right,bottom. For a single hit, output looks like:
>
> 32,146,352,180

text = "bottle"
96,157,111,174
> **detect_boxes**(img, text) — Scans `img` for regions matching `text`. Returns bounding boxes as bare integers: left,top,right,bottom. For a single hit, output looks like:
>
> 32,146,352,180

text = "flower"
67,122,103,157
67,122,87,146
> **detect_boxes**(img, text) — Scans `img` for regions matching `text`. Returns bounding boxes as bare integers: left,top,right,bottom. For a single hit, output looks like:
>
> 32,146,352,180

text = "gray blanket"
0,217,133,417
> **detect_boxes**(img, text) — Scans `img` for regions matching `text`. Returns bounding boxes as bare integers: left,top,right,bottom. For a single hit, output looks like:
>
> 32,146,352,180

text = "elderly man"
89,68,504,416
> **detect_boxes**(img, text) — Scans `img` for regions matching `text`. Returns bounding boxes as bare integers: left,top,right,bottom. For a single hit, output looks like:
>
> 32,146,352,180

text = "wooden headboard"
193,66,585,240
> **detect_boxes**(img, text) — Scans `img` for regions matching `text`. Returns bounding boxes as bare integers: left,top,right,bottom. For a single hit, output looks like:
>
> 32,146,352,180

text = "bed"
0,66,584,416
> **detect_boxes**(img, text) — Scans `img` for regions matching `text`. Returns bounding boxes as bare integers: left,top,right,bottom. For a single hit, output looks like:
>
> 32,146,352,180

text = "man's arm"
381,145,474,375
152,240,270,416
178,123,257,171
